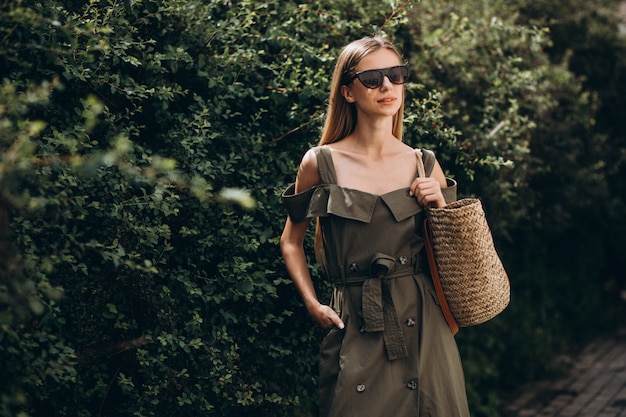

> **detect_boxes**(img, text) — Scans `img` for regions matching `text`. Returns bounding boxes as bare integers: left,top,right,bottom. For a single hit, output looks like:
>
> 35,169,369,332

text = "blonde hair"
315,35,407,267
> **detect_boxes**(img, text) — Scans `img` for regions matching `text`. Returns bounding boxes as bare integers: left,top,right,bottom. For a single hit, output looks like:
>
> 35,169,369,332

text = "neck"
352,118,396,147
338,129,400,161
355,114,395,138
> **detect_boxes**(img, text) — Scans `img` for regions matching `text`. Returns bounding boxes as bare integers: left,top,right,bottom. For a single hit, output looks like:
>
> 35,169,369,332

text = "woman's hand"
409,176,446,208
308,302,345,330
409,157,449,208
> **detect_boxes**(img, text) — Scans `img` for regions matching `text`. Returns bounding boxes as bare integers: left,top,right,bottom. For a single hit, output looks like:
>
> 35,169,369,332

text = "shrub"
1,1,623,416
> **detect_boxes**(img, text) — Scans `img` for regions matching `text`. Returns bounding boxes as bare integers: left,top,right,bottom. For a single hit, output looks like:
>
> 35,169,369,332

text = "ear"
341,85,355,103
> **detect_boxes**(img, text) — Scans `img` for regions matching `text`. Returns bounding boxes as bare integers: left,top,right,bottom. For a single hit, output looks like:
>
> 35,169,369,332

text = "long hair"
314,36,407,268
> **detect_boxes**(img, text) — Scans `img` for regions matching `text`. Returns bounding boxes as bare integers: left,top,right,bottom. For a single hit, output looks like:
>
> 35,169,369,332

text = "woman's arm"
280,149,345,329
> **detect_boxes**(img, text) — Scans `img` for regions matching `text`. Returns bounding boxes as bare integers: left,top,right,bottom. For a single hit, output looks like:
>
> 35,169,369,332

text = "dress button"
399,255,408,265
407,380,417,390
405,317,416,327
349,262,359,272
356,384,366,393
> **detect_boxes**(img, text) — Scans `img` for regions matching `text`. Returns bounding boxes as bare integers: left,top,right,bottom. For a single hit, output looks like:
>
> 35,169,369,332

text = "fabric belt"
334,253,413,361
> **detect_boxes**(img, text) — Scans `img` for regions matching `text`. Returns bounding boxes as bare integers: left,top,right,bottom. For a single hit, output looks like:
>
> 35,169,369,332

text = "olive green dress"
282,146,471,417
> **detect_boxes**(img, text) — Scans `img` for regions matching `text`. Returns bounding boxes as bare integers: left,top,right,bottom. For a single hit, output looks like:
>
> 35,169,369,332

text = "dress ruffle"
282,179,457,224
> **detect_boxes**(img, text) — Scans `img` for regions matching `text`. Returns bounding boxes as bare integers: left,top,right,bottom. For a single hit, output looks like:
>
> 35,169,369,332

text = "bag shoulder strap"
416,148,460,335
415,148,437,177
415,148,436,178
423,218,460,335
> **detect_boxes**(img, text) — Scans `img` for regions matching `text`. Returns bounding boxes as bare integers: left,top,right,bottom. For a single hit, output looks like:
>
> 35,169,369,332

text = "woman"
280,36,471,417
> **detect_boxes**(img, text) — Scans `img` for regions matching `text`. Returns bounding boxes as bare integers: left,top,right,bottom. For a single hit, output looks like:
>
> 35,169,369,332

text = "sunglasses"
345,64,410,89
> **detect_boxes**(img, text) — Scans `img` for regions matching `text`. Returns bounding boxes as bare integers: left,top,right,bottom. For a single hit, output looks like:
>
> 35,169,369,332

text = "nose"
380,75,394,89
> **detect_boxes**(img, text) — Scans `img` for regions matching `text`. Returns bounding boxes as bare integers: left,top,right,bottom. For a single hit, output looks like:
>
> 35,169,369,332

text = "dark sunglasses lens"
355,66,409,88
357,71,383,88
387,66,409,84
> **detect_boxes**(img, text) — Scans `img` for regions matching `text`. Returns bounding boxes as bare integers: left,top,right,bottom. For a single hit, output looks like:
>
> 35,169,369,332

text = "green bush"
1,1,624,416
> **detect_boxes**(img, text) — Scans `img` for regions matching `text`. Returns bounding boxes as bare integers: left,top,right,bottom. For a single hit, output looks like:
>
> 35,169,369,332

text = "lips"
377,97,396,103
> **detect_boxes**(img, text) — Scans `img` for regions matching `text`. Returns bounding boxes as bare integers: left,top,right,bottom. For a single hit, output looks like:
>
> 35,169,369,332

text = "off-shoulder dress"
282,146,471,417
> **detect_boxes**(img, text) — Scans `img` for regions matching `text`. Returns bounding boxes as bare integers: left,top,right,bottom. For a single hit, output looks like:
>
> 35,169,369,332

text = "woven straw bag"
416,150,510,334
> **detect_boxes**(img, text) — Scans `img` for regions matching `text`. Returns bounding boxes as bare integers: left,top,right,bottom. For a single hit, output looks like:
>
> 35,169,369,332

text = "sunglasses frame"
345,64,410,89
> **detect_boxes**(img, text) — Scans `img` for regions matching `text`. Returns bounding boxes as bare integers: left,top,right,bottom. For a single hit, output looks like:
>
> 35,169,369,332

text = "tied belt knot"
361,253,409,361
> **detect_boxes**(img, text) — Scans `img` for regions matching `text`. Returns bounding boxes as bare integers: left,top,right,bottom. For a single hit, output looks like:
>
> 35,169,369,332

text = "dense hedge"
1,1,624,416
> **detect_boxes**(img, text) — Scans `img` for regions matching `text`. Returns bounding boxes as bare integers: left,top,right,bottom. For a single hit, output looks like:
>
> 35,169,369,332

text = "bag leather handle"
415,149,460,335
414,149,426,179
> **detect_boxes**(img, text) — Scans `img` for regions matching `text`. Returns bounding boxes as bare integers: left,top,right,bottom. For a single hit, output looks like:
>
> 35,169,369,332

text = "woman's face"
342,48,405,119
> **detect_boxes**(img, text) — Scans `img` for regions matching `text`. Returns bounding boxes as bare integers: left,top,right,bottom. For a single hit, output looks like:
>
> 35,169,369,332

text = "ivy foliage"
1,0,624,416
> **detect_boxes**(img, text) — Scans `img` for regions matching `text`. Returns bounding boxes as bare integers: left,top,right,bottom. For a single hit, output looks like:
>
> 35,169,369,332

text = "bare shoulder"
295,148,322,192
398,140,416,151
